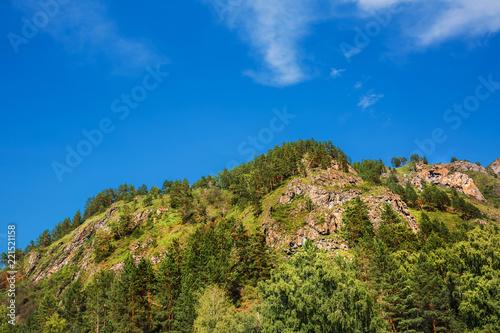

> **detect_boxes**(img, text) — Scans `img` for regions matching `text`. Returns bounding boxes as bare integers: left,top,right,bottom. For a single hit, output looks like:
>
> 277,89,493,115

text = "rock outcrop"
488,159,500,175
25,204,160,283
263,164,418,253
412,164,485,201
447,161,488,175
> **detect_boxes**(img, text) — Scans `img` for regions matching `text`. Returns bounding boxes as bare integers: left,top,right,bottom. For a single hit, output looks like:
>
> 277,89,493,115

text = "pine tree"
62,277,86,332
342,197,374,246
376,204,417,252
72,210,82,229
109,256,142,332
403,183,419,209
86,270,115,333
36,293,59,331
156,239,183,331
135,258,157,332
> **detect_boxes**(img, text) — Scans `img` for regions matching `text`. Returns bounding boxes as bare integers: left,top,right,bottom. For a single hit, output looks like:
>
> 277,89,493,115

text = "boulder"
488,158,500,175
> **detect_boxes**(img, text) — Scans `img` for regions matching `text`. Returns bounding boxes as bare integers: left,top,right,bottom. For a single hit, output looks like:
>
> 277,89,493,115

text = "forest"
1,139,499,333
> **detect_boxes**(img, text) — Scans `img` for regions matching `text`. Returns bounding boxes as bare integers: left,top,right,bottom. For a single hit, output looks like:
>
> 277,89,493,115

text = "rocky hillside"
13,156,500,289
259,162,418,253
3,135,500,333
18,158,421,287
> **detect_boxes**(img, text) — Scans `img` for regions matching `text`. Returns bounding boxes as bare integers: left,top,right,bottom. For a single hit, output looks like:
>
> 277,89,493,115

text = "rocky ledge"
410,164,485,201
447,161,488,175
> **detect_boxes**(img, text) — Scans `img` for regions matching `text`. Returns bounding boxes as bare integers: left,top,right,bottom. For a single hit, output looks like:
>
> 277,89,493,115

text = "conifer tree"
109,256,142,332
135,258,157,332
72,210,82,229
86,270,115,333
156,239,183,331
342,197,374,246
36,293,59,331
403,183,419,209
62,277,86,332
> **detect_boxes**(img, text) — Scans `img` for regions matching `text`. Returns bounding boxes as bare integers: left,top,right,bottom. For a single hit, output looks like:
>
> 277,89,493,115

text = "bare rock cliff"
411,164,486,201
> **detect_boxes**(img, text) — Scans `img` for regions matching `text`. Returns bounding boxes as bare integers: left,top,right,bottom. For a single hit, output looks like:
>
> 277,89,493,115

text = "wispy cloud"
207,0,324,86
338,112,352,124
349,0,500,46
330,67,346,78
358,90,384,111
206,0,500,86
14,1,167,75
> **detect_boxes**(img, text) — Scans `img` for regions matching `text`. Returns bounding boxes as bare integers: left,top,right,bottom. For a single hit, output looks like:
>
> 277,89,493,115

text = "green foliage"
111,204,135,238
193,285,259,333
214,139,350,206
62,277,86,332
422,183,450,211
449,189,482,219
108,256,156,332
137,184,149,195
93,230,114,262
42,313,66,333
376,204,417,252
143,194,153,207
258,249,386,332
150,186,161,197
72,210,82,229
83,188,114,220
86,270,115,333
170,178,194,222
410,153,420,162
35,293,59,331
445,224,500,331
156,239,183,331
10,139,500,332
352,159,385,184
391,156,407,168
403,183,419,209
342,197,374,246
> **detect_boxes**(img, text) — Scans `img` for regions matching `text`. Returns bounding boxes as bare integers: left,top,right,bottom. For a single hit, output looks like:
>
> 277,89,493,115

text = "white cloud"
416,1,500,46
15,1,167,75
208,0,324,86
358,90,384,110
349,0,500,46
330,68,346,78
354,81,363,90
208,0,500,86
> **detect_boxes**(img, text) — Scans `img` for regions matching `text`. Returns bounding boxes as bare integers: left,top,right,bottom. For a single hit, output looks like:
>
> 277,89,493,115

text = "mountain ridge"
2,139,500,332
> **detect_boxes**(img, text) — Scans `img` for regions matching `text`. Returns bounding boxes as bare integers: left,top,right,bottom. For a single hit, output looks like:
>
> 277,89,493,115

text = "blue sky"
1,0,499,249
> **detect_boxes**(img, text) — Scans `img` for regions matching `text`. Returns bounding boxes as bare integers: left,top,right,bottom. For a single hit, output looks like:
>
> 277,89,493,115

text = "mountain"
1,139,500,332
